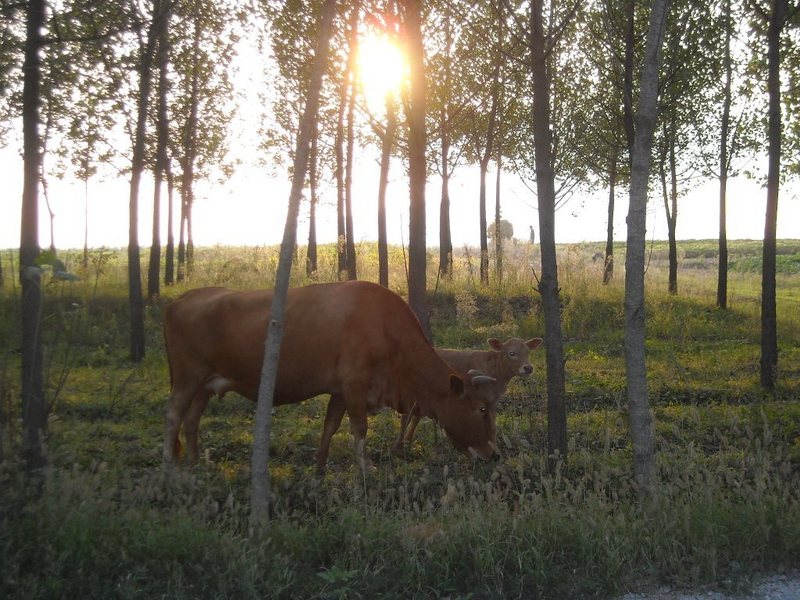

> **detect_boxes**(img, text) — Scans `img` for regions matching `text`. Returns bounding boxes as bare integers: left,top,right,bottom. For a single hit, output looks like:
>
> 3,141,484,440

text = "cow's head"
488,337,543,376
437,371,498,461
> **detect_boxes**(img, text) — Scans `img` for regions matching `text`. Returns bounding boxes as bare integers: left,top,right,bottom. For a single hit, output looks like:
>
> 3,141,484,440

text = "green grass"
2,239,800,598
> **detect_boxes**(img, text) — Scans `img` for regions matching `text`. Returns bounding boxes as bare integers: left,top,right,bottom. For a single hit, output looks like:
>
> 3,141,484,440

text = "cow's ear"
487,338,503,351
449,374,465,396
526,338,543,350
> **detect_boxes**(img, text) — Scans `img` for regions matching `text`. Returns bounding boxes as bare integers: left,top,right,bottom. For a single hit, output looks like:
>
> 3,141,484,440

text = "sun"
357,30,407,114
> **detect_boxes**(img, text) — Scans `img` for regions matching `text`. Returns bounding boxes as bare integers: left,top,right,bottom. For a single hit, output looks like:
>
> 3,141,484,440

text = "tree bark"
20,0,46,471
494,152,502,283
624,0,670,496
402,0,430,339
307,122,319,278
344,5,359,281
438,107,453,279
165,159,175,285
378,99,397,288
603,155,617,284
760,0,786,391
148,2,171,301
478,61,500,286
530,0,567,469
335,79,347,279
716,0,732,309
251,0,337,530
128,0,162,362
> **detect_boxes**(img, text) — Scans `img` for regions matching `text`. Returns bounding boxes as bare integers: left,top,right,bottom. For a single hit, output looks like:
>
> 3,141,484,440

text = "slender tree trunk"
307,122,319,277
335,81,347,279
438,108,453,279
716,0,732,309
20,0,46,471
251,0,337,531
530,0,567,469
83,177,90,270
622,0,636,158
402,0,430,339
438,18,454,280
479,160,490,284
603,155,617,284
177,193,187,282
165,160,175,285
624,0,669,496
128,0,162,362
179,3,200,282
344,5,358,281
148,2,170,301
667,136,678,295
760,0,786,391
378,99,397,288
494,153,502,282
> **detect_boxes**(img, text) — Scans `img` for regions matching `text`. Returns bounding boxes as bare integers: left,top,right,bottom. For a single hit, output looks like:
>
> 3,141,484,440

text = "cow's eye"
508,351,516,357
480,406,487,414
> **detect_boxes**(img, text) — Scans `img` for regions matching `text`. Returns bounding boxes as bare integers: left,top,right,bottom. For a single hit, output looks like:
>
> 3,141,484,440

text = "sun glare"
357,31,406,114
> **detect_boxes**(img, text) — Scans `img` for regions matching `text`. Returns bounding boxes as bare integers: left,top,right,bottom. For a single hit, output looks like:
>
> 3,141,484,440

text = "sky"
1,140,798,252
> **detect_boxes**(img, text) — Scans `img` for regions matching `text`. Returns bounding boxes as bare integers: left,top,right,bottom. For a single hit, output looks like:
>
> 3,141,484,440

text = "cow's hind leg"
315,393,347,475
182,388,212,465
163,384,199,463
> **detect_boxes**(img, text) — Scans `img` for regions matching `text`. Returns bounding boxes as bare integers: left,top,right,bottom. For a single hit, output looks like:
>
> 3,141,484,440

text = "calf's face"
488,337,543,376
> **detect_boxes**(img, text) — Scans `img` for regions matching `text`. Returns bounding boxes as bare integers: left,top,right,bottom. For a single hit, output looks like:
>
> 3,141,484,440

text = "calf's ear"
449,374,465,396
487,338,503,351
526,338,543,350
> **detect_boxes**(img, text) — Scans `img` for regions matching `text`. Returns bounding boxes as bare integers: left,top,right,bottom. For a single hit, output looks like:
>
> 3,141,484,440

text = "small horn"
471,374,497,385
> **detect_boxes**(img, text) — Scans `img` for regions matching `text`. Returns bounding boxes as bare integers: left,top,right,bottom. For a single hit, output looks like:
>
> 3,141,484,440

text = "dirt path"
616,572,800,600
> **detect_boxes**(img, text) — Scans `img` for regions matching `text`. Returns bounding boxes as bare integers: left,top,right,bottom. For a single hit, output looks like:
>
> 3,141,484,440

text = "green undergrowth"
2,240,800,598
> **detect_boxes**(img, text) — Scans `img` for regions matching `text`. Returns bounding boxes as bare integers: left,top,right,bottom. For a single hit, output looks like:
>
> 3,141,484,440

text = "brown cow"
394,337,543,449
162,281,498,471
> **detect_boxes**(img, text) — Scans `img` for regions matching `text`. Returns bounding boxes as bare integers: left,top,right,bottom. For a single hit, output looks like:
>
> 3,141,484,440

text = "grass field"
1,239,799,599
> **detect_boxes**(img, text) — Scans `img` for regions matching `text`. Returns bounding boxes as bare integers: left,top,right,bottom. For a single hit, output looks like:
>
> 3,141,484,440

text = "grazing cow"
162,281,498,471
394,337,543,449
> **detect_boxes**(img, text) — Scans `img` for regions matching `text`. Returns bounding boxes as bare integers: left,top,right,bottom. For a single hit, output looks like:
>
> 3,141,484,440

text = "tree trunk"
402,0,430,339
344,5,358,281
20,0,46,471
760,0,786,391
251,0,337,531
494,153,502,283
624,0,669,496
335,80,347,279
716,0,732,309
148,3,171,301
530,0,567,470
165,160,175,285
622,0,636,159
83,177,89,270
438,107,453,279
603,155,617,284
667,135,678,295
177,193,187,282
378,99,397,288
307,122,319,278
128,0,162,362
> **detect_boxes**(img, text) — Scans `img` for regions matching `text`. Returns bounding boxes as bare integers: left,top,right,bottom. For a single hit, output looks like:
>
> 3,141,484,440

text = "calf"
395,337,542,449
